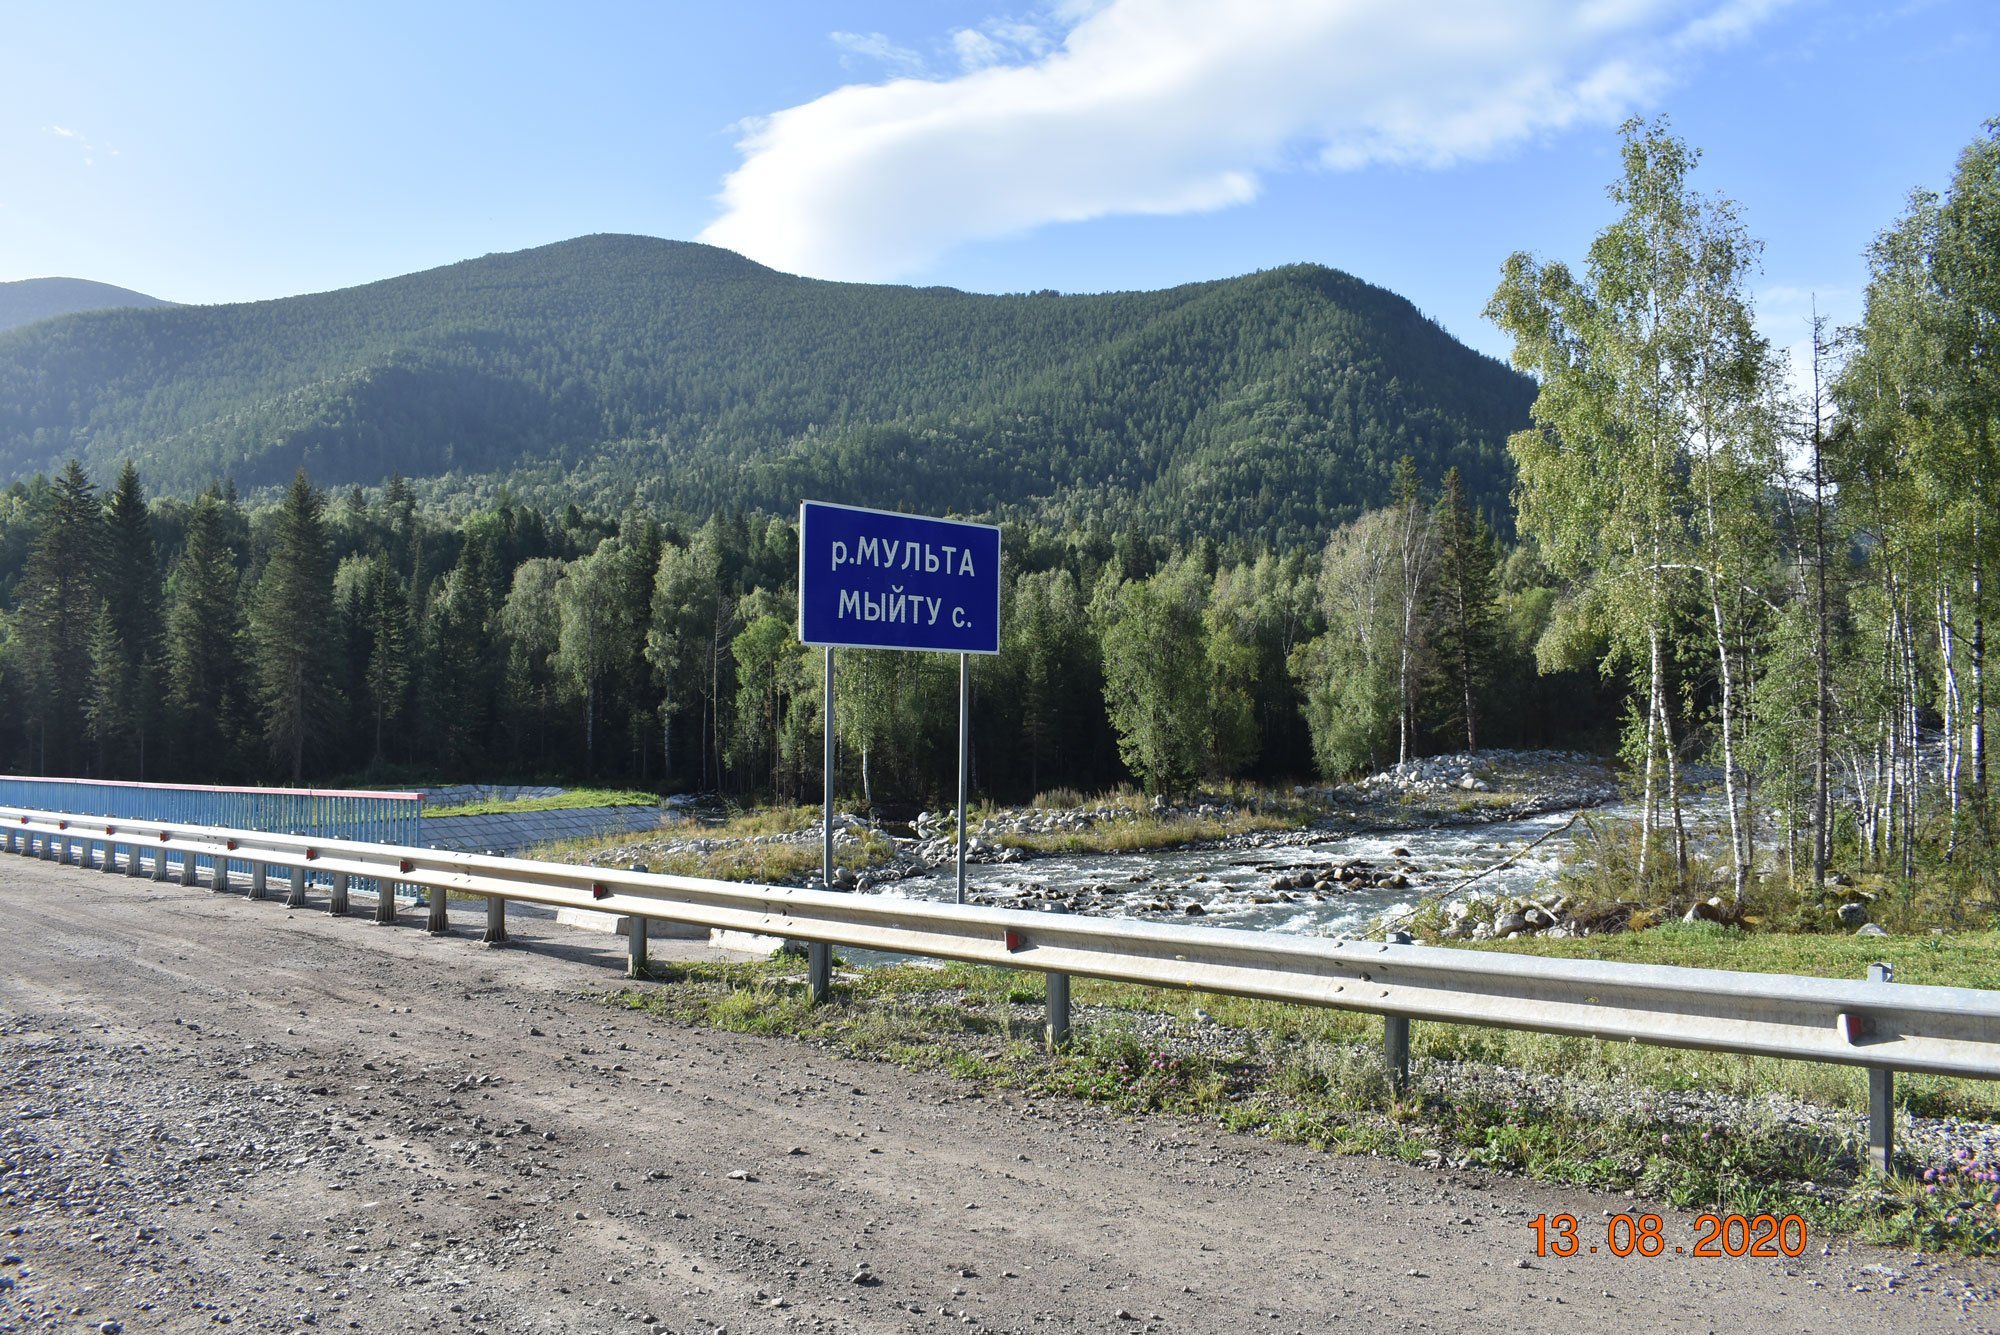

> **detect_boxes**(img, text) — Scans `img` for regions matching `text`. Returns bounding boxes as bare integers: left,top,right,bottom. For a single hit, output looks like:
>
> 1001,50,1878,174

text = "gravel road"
2,857,1995,1334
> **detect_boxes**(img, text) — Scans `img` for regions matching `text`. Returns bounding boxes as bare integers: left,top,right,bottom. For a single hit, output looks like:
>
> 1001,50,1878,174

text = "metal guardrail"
4,804,1994,1173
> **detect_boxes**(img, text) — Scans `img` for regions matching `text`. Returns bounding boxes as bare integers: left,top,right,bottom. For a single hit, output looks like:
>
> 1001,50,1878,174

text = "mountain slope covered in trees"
0,277,173,334
0,236,1531,546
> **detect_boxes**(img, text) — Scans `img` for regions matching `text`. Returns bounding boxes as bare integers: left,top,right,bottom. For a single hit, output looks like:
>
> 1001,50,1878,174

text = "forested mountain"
0,277,173,334
0,236,1531,546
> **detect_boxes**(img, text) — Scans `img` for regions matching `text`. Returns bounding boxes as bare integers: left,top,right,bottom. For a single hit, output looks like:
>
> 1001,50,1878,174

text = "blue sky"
2,0,1993,373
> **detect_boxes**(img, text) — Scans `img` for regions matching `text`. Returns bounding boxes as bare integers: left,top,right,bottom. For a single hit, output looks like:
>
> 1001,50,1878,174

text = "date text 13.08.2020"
1529,1213,1808,1258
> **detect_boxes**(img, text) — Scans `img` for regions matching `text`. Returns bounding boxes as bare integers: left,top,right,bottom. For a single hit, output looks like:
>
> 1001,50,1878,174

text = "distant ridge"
0,277,174,333
0,235,1532,546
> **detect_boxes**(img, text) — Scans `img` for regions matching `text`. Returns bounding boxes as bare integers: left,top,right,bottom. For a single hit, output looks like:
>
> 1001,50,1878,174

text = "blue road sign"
798,501,1001,654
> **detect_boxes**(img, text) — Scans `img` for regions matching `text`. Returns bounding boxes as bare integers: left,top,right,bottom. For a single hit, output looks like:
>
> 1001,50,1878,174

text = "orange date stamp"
1529,1212,1809,1258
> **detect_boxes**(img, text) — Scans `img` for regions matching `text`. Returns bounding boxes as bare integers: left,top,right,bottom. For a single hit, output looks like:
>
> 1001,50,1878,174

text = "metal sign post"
956,652,969,905
797,501,1001,967
813,646,834,1001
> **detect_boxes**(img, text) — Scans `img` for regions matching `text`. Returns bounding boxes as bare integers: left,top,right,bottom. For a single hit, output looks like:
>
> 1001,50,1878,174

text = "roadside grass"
604,944,2000,1256
1472,920,2000,992
423,787,661,817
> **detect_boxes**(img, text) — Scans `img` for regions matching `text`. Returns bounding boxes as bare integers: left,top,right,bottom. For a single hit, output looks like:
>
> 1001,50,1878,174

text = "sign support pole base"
810,646,833,1003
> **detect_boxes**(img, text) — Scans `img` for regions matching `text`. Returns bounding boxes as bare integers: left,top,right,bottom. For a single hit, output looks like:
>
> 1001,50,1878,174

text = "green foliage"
1093,555,1213,795
1292,508,1400,776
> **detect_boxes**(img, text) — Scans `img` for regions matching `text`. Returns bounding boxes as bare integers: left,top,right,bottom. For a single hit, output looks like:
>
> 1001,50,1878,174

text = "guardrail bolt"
329,871,350,916
286,866,306,908
1866,961,1895,1175
1383,930,1412,1097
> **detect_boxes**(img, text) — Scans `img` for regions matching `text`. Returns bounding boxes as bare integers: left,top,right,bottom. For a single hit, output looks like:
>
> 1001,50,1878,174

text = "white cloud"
701,0,1788,281
829,31,928,77
44,123,116,167
824,30,924,76
952,28,1009,71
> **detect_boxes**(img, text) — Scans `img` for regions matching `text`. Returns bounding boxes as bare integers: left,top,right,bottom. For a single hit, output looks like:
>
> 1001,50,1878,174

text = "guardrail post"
329,871,349,916
286,865,307,908
1043,903,1072,1050
427,883,448,935
247,860,266,898
376,879,398,925
807,937,831,1002
3,828,14,854
151,843,168,881
179,850,197,886
1384,930,1412,1096
1867,961,1895,1175
624,863,647,976
125,841,140,877
99,840,116,873
482,852,508,945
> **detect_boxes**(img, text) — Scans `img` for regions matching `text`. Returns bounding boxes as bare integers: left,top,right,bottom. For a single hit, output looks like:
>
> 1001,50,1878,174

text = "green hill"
0,277,174,334
0,235,1530,545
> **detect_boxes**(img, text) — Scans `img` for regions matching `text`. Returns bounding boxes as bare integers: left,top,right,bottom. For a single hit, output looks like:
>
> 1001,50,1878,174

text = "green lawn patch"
424,788,661,817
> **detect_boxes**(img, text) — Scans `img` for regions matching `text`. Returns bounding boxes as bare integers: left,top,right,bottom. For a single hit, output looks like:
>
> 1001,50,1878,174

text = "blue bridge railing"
0,777,422,889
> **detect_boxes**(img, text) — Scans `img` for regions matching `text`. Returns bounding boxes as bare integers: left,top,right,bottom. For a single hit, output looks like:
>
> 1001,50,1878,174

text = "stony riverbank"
562,749,1623,896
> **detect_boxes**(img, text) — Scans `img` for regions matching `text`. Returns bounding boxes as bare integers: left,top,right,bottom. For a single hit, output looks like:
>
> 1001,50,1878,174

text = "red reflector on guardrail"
105,826,116,835
1005,929,1025,952
225,838,237,850
305,848,318,861
591,883,609,900
1837,1013,1871,1044
57,820,67,830
399,859,413,874
159,831,171,841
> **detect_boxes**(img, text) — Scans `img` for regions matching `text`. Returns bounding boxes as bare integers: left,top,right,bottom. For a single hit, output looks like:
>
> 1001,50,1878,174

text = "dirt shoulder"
2,857,1994,1334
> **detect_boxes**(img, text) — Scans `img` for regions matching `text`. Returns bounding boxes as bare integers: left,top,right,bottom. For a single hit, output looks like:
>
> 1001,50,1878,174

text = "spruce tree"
19,460,105,774
1429,467,1500,753
249,470,339,782
363,556,412,765
102,462,162,776
164,491,246,775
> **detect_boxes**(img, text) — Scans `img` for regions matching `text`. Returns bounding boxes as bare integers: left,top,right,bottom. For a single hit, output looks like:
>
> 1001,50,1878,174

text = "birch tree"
1488,117,1776,894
